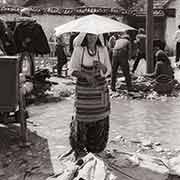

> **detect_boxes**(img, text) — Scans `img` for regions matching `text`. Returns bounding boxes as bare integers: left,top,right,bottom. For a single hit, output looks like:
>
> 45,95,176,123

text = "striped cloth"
69,117,109,154
70,62,110,154
75,64,110,122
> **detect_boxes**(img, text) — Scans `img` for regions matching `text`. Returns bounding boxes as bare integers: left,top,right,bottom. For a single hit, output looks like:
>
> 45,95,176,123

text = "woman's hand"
85,74,97,87
72,70,97,87
94,61,107,74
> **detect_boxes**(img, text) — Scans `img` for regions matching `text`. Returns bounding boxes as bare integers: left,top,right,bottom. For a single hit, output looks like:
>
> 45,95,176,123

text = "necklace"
87,46,96,56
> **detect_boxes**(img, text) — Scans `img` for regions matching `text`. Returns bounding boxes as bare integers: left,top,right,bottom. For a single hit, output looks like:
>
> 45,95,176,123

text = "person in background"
103,33,110,47
111,33,132,92
108,33,118,64
132,28,146,73
145,50,175,94
69,32,79,55
153,39,166,67
55,36,67,77
49,34,55,42
174,25,180,66
69,33,111,158
146,50,174,79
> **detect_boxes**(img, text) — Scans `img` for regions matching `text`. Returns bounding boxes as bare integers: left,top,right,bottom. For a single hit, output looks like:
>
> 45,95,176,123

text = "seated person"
145,50,175,94
153,39,166,68
146,50,174,79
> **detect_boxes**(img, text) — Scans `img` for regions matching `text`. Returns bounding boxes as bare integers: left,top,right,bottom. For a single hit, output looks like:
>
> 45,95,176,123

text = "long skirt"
69,116,109,154
69,65,110,154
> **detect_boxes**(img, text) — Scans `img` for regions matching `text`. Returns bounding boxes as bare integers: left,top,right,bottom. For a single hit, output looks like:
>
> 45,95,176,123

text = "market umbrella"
54,14,135,36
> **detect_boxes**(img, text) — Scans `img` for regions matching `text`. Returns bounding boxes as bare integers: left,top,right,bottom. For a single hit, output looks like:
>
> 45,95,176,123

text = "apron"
69,47,110,153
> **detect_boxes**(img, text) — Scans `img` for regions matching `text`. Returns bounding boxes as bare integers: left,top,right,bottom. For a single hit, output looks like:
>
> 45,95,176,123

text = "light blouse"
69,46,111,77
174,29,180,43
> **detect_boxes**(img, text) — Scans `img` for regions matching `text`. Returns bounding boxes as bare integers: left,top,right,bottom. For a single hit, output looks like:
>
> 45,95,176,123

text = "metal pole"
146,0,154,73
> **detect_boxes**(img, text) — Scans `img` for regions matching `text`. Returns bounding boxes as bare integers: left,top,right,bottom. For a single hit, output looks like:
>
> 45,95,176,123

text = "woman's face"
87,34,98,46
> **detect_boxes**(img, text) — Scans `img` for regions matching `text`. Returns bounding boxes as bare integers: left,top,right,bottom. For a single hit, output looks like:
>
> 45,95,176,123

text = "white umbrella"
54,14,135,36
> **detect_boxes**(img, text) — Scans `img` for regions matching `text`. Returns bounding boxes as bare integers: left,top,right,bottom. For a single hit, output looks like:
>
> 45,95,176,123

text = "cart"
0,56,27,143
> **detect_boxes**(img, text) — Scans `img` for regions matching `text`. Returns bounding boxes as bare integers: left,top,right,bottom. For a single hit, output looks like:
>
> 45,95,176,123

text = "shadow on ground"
0,124,54,180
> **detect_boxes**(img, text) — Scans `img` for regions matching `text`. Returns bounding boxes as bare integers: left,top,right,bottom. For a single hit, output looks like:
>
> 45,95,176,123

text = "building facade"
23,0,119,8
24,0,84,8
0,0,178,55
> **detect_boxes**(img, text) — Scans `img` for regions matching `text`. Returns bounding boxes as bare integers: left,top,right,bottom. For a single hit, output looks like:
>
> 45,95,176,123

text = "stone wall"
82,0,119,7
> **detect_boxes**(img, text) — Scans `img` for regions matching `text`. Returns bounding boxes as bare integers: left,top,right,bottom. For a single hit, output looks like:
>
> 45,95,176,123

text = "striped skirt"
75,77,110,122
69,116,109,154
70,68,110,153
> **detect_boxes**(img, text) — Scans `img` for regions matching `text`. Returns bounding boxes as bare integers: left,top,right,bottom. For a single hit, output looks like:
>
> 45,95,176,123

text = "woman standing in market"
69,33,111,158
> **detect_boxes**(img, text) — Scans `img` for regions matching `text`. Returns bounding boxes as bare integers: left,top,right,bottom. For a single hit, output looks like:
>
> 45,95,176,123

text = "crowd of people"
55,27,175,93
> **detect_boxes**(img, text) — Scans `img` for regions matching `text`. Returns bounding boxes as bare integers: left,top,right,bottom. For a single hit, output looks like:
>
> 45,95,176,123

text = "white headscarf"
73,33,105,47
70,33,111,77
